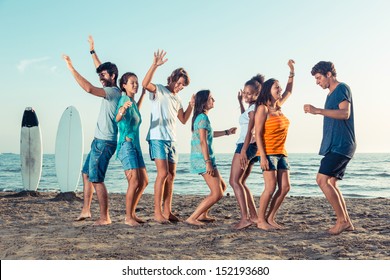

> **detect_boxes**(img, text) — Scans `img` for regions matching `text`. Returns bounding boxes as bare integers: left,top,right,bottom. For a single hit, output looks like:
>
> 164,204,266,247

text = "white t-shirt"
146,84,183,142
236,104,256,144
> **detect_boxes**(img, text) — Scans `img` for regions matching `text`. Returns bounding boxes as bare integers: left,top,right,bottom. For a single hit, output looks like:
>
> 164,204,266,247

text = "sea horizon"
1,153,389,199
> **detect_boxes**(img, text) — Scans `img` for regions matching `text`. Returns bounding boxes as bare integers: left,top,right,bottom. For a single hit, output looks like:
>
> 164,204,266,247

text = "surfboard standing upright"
55,106,84,193
20,107,43,191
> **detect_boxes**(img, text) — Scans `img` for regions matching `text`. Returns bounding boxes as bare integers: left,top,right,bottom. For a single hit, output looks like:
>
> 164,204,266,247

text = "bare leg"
186,170,224,226
163,162,179,222
93,182,111,226
153,159,169,223
132,168,148,223
124,169,140,226
329,177,354,231
241,162,257,223
267,170,290,229
317,173,350,235
76,173,94,221
229,154,252,229
257,170,277,230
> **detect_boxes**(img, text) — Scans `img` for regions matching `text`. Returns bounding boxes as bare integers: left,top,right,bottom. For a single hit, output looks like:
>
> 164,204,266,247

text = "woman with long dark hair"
115,72,148,226
186,90,236,226
254,60,295,230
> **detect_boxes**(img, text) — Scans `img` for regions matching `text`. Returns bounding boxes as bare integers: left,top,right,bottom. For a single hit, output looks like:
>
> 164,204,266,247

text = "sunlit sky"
1,0,389,154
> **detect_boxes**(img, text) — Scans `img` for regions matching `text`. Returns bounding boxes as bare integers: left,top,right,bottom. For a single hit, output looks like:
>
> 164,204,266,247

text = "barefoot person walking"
142,50,194,223
229,75,264,230
115,73,148,226
63,50,121,225
254,60,295,230
304,61,356,235
186,90,236,226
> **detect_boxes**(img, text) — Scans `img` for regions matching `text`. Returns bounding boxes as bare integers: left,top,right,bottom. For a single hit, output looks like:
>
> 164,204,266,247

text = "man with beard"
63,53,121,226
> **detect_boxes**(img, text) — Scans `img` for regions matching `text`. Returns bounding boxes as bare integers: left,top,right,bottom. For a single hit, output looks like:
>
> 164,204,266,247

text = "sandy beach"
0,191,389,260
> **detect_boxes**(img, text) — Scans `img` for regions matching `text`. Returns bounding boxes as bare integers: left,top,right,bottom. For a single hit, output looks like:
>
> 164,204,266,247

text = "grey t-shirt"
319,83,356,158
94,86,121,141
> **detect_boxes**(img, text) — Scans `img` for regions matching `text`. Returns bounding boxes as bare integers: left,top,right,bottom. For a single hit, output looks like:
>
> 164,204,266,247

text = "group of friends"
63,36,356,235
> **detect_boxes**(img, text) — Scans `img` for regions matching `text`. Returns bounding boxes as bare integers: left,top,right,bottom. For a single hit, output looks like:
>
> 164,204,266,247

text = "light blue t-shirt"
190,113,216,174
320,83,356,158
115,95,142,157
146,84,183,142
94,87,121,141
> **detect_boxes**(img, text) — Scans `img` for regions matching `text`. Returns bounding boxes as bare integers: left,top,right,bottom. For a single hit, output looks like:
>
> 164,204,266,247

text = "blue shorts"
319,152,351,180
148,140,178,163
82,138,116,183
118,141,145,170
262,154,290,171
234,142,258,161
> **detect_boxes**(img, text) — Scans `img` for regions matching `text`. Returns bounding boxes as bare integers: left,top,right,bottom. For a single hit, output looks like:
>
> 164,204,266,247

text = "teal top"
115,95,142,157
190,113,216,174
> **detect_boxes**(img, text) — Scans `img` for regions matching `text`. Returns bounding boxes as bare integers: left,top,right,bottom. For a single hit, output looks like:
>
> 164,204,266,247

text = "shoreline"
0,192,389,260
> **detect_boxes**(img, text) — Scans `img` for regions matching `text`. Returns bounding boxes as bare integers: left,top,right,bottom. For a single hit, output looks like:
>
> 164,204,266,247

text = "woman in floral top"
186,90,236,226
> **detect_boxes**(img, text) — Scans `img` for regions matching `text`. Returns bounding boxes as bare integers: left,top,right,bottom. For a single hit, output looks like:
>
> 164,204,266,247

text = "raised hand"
88,35,95,51
238,89,244,103
288,59,295,72
62,54,73,69
153,49,168,67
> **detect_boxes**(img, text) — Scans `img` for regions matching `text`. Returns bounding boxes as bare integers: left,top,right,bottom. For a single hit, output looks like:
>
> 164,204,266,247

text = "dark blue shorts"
82,138,116,183
234,142,258,161
319,152,351,180
264,154,290,171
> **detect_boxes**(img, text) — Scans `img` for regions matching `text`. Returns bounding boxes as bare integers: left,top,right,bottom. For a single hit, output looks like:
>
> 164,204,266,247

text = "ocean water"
0,153,389,199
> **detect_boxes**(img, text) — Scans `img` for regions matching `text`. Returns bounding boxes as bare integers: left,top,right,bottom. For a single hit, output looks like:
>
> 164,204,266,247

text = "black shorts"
319,152,351,180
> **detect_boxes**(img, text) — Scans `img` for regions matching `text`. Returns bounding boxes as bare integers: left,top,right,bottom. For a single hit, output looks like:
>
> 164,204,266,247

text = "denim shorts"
118,141,145,170
82,138,116,183
234,142,258,161
319,152,351,180
148,140,178,163
262,154,290,171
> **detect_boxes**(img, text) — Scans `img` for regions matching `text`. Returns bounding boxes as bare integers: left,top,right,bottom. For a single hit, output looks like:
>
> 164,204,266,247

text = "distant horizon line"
1,152,389,155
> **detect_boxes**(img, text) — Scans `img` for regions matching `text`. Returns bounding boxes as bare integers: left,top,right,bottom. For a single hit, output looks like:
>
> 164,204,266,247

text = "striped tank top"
263,114,290,156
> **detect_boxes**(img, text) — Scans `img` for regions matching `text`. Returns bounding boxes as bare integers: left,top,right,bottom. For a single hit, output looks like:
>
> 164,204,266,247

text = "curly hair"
96,62,119,83
311,61,337,77
167,68,190,86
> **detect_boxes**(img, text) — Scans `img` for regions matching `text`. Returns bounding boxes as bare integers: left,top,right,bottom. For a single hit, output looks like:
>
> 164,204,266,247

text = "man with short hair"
63,51,121,226
304,61,356,235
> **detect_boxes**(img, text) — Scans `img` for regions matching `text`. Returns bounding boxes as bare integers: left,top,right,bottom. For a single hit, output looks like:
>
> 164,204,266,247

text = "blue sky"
1,0,389,154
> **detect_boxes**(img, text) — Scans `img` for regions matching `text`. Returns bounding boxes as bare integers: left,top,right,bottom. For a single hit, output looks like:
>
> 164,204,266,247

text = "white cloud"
17,56,51,73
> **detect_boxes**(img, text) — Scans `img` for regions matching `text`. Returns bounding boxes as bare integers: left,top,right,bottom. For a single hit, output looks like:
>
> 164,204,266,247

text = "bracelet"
289,72,295,78
90,50,96,54
225,130,229,135
204,159,211,163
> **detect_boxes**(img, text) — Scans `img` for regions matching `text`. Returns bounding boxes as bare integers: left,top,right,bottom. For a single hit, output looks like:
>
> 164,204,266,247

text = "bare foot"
75,211,91,221
125,218,140,227
154,215,170,224
346,220,355,231
185,218,205,226
167,213,180,223
328,221,351,235
134,215,146,224
267,219,283,229
93,218,111,226
198,213,216,222
233,219,252,230
257,221,275,231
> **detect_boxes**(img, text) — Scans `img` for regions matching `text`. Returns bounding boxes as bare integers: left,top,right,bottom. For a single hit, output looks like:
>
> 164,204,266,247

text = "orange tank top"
263,114,290,156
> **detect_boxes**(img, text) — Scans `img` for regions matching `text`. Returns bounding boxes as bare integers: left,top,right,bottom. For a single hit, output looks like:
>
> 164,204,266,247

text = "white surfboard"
20,107,43,191
55,106,84,193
